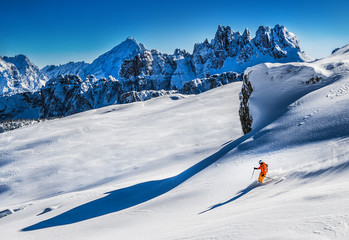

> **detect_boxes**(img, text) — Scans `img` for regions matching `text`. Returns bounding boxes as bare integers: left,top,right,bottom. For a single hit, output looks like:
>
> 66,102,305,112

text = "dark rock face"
239,72,254,134
0,119,42,133
40,75,124,118
42,25,305,93
181,72,242,94
119,90,175,104
41,75,92,118
0,92,41,120
120,49,177,91
0,74,124,121
0,70,243,124
192,24,303,73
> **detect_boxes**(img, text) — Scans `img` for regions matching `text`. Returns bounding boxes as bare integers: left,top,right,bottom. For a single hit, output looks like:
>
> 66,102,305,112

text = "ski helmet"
259,160,264,164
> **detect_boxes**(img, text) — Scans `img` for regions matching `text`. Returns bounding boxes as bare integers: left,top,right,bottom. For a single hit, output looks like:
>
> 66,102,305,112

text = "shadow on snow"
22,131,254,231
22,74,344,231
198,181,261,215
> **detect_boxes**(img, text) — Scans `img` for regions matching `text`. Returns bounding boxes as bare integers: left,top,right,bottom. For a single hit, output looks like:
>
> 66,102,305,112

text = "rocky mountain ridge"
0,24,310,126
0,72,241,123
41,24,310,89
1,25,309,98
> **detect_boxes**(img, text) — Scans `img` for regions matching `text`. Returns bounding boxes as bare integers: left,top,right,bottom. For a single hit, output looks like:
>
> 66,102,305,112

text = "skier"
254,160,268,183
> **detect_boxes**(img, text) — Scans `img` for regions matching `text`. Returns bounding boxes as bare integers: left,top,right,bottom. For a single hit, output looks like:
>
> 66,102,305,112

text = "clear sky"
1,0,348,68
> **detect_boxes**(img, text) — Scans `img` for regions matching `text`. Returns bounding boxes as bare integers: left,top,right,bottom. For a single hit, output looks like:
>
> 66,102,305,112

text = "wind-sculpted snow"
239,45,349,134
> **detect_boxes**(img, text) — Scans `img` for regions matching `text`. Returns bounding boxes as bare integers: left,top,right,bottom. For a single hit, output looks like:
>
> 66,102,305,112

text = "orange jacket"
257,163,268,175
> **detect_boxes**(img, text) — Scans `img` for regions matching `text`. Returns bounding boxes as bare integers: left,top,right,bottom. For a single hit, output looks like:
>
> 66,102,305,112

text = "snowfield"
1,46,349,239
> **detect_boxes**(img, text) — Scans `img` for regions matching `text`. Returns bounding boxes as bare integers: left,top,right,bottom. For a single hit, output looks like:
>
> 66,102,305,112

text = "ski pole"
250,169,255,180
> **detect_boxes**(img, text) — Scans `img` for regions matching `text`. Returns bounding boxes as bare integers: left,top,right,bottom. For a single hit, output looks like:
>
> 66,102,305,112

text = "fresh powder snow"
0,45,349,239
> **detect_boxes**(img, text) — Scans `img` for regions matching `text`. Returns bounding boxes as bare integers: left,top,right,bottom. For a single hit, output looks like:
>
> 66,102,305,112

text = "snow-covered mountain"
0,44,348,240
119,24,310,90
41,25,310,88
84,37,146,79
0,55,47,96
0,24,310,122
0,71,239,121
41,37,146,81
41,61,89,80
192,24,311,76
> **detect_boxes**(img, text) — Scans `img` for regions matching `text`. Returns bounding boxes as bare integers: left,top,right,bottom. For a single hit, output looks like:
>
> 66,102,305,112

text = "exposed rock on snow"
239,72,253,134
0,71,242,124
119,49,177,91
0,119,42,133
41,24,309,90
40,74,126,118
0,91,42,120
192,24,310,77
1,43,349,239
238,44,348,134
1,24,311,125
119,90,176,104
0,74,122,121
181,72,242,94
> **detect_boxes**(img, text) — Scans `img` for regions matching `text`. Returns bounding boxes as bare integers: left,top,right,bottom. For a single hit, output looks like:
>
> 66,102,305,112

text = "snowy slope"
0,46,349,240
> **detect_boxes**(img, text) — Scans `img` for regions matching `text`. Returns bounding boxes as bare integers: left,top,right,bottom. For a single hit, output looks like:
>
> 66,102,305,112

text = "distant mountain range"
0,24,312,123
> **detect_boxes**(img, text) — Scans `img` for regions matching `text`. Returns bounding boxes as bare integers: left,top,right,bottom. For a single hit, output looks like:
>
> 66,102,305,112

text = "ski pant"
258,173,266,183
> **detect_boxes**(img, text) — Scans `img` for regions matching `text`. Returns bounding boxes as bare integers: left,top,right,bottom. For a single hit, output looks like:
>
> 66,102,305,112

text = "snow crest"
239,44,348,133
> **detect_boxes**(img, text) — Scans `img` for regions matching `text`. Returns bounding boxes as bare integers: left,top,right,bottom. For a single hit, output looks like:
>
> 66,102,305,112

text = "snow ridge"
239,44,349,134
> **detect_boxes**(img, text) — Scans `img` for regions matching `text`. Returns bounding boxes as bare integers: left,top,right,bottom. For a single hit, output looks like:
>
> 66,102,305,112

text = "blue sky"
1,0,348,68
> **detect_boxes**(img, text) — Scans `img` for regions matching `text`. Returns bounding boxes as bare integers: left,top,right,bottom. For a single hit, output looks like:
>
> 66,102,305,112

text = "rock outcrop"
181,72,242,94
239,71,254,134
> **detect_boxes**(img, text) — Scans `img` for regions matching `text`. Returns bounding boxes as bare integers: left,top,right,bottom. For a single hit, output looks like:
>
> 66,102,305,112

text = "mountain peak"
82,37,146,79
126,36,136,41
3,54,31,68
240,28,251,44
